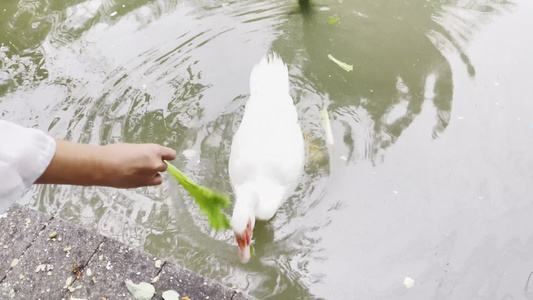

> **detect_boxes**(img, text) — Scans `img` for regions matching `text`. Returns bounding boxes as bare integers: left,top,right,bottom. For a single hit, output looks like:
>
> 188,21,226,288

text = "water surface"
1,0,533,298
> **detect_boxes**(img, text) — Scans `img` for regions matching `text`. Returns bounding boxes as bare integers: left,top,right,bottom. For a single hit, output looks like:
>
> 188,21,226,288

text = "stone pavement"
0,204,255,300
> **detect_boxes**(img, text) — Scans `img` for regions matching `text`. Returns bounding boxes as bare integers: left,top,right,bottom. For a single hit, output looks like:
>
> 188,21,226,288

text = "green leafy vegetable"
165,161,232,230
328,54,353,72
328,17,339,24
124,280,155,300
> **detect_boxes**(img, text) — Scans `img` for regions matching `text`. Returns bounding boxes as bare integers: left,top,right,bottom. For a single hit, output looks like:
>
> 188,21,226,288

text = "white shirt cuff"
0,120,56,212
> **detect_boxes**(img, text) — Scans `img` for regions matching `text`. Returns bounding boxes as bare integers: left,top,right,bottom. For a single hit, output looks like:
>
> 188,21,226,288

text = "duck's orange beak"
235,218,253,264
238,245,251,263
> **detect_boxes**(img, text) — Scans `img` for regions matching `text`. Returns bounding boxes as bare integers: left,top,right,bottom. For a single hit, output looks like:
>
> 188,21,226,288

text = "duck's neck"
231,185,257,234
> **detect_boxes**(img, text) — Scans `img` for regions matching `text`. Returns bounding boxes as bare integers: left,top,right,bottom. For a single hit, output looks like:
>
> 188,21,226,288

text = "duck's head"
234,218,253,263
232,186,257,263
232,200,256,263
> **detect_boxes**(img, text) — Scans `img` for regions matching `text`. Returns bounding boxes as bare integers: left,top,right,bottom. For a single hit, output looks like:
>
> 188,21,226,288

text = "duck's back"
229,54,304,219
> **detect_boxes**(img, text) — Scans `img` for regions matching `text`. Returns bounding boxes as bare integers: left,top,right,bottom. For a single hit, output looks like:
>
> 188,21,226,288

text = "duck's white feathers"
230,53,304,233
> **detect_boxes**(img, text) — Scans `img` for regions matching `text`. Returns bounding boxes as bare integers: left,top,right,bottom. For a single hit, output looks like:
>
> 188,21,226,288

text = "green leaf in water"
328,54,353,72
165,162,232,230
320,109,334,145
124,280,155,300
328,17,339,24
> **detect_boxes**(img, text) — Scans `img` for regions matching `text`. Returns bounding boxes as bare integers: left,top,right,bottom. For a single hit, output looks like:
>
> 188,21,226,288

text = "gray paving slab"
152,263,253,300
0,204,257,300
69,236,162,300
0,204,51,277
0,212,103,299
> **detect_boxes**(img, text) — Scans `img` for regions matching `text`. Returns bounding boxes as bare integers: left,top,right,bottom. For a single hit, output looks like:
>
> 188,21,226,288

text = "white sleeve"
0,120,56,212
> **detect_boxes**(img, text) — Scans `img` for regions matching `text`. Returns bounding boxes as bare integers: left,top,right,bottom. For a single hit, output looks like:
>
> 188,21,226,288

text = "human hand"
98,143,177,188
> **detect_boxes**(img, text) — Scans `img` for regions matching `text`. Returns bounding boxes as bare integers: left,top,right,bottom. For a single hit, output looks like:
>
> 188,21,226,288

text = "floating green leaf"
328,17,339,24
124,280,155,300
165,162,232,230
328,54,353,72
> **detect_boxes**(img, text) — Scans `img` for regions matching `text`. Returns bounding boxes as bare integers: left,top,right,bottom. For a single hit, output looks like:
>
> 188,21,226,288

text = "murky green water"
2,0,533,298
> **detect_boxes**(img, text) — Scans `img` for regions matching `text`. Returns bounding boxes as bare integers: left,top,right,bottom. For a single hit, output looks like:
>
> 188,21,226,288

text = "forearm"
35,140,176,188
35,140,107,186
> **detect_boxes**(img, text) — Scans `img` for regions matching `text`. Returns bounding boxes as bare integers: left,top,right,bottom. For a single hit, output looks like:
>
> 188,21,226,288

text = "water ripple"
1,0,524,299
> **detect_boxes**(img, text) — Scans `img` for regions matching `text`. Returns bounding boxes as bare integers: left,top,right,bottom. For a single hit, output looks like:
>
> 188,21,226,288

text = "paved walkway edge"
0,204,255,300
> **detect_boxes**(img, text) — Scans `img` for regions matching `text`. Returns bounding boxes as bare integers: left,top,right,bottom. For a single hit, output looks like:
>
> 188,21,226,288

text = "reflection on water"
0,0,523,299
273,0,513,164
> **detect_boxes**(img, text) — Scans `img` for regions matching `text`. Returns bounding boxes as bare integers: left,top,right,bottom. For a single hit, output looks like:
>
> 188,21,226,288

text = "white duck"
229,53,305,263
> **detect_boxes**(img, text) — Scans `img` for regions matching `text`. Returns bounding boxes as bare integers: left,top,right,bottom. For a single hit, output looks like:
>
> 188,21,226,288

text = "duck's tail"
249,52,289,97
